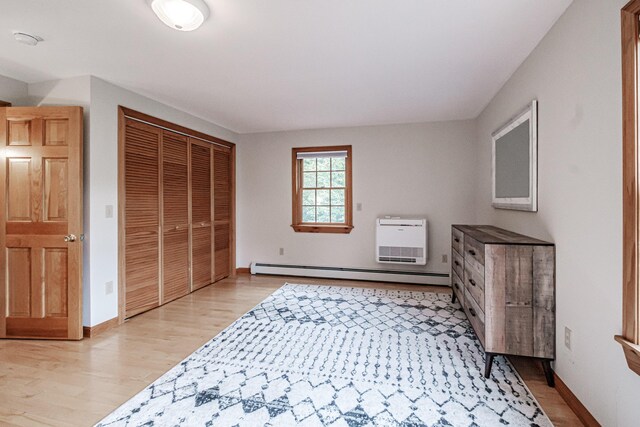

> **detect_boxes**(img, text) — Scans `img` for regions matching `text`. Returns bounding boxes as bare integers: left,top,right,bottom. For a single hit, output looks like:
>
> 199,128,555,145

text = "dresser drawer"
452,249,464,279
451,270,465,309
466,287,485,324
464,235,485,266
464,290,485,346
464,260,485,312
452,227,464,254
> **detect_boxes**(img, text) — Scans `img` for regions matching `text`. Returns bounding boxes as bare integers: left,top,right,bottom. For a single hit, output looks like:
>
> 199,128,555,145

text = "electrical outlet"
564,326,572,350
279,248,284,256
356,203,362,211
105,205,114,218
105,281,114,295
441,254,448,263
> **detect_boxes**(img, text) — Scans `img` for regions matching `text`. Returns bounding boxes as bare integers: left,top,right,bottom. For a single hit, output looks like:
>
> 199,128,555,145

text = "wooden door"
0,106,83,339
162,131,190,302
190,140,213,290
123,119,161,318
214,147,231,280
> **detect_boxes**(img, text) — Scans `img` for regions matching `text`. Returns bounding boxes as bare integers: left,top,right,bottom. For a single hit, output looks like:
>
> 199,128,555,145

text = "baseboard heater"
250,263,449,286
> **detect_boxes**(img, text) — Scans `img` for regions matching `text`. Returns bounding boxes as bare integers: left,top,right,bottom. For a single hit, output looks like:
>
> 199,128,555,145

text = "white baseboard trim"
250,262,450,286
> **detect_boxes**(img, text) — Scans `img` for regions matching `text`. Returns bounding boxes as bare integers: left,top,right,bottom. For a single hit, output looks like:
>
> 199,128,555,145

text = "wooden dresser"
451,225,556,386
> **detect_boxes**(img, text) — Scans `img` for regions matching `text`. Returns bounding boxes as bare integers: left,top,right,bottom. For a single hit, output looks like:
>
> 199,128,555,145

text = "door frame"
117,107,235,324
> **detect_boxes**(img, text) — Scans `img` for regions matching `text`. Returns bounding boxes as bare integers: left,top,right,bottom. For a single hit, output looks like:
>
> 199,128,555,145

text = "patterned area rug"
96,284,552,426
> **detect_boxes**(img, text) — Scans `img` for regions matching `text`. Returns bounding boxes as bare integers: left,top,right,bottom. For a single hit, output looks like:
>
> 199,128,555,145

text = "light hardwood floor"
0,274,583,426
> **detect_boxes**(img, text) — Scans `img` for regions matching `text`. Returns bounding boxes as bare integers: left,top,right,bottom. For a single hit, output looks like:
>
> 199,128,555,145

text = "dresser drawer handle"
454,238,460,243
469,279,476,287
469,307,477,317
468,249,476,256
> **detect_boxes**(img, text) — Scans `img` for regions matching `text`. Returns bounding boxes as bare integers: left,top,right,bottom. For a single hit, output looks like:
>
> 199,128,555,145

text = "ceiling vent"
13,32,42,46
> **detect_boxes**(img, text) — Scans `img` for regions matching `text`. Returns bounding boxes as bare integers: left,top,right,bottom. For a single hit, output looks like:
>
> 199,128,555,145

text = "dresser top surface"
452,225,554,246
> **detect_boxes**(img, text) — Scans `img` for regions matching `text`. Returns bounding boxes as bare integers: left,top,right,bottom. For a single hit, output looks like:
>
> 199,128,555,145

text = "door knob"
64,234,77,242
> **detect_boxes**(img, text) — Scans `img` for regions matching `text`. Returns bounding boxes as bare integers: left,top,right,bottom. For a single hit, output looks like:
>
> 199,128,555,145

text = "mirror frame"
491,100,538,212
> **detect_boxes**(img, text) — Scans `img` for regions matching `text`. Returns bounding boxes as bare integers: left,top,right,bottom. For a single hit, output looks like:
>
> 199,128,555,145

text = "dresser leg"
451,290,457,304
484,353,495,378
541,360,555,387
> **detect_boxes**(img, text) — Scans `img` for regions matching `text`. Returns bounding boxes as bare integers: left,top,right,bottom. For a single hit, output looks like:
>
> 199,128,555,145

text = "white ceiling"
0,0,572,133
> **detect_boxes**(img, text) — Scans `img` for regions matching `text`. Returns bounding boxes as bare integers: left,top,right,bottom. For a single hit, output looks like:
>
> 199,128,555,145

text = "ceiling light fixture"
148,0,209,32
13,32,42,46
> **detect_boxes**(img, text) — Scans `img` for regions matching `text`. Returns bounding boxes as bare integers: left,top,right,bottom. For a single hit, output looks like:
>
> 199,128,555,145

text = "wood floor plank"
0,274,582,426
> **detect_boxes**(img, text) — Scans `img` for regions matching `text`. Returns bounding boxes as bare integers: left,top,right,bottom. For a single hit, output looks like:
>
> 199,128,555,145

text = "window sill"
291,224,354,234
615,335,640,375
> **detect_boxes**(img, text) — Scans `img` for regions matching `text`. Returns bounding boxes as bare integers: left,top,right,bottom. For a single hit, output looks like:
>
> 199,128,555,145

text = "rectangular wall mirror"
492,100,538,211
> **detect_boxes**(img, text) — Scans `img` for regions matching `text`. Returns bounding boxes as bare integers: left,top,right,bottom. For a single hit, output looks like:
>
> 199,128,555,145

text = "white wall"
474,0,640,425
0,74,28,105
237,121,477,276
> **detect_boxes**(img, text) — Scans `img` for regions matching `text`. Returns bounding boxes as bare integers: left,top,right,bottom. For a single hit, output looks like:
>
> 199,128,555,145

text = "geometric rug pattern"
96,284,552,426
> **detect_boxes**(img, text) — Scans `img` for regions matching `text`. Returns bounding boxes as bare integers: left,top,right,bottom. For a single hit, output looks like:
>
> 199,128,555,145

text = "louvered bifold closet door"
190,140,213,290
162,131,190,303
214,146,231,280
124,120,161,318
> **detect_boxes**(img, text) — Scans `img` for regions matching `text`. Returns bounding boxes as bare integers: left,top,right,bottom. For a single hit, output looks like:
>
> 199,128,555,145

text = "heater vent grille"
378,246,424,258
378,257,417,263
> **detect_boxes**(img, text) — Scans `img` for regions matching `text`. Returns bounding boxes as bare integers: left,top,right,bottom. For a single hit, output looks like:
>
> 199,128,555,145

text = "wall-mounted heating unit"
376,218,427,265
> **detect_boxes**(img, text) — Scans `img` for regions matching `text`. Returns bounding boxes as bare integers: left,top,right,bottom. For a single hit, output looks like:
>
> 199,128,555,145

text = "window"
291,145,353,233
619,0,640,376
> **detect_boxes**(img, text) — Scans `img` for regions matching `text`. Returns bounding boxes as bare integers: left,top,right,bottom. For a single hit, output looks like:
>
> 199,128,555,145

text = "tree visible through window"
291,146,353,233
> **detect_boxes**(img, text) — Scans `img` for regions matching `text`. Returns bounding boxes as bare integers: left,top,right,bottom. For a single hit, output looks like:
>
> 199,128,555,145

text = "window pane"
317,207,330,223
303,172,316,188
317,172,331,188
302,190,315,206
317,189,330,205
317,157,331,171
331,206,345,223
331,157,345,171
331,189,345,206
302,206,315,222
303,158,316,171
332,171,345,187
